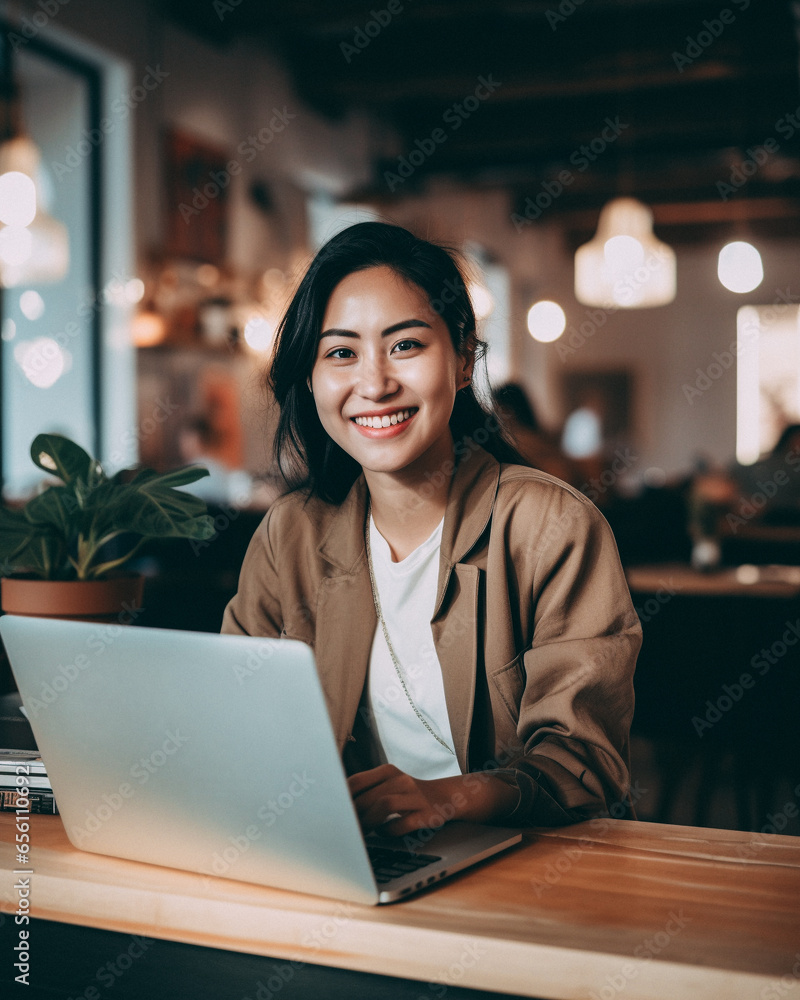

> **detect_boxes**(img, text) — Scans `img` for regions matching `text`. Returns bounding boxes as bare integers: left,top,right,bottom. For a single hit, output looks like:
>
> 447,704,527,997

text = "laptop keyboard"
366,845,442,885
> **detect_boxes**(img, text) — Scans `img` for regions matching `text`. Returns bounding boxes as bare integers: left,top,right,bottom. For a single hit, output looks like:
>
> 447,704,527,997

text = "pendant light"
574,197,676,309
0,135,69,288
0,41,69,288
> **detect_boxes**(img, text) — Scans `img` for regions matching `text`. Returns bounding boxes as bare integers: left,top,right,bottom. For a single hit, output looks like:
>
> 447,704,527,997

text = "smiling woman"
222,222,641,834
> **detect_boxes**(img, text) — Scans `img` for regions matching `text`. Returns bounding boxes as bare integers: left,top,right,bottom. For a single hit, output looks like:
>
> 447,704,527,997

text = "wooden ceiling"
164,0,800,239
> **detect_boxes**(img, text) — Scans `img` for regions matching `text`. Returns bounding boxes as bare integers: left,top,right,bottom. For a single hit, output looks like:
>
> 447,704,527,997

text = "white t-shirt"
366,514,462,781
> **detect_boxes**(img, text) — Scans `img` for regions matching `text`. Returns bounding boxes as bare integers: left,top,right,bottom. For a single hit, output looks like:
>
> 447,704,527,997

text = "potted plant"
0,433,216,621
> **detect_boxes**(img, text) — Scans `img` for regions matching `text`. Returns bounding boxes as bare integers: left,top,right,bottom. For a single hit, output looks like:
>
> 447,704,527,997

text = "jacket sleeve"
491,489,641,827
220,505,284,638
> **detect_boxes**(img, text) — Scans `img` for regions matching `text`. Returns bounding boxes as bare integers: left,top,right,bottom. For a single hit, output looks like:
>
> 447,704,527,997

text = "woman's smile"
352,407,418,432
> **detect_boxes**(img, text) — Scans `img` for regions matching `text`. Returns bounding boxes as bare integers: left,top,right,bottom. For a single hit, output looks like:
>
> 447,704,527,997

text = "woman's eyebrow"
319,318,432,339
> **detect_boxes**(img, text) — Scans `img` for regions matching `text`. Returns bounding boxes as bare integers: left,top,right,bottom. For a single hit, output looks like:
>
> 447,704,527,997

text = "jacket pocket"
489,653,525,727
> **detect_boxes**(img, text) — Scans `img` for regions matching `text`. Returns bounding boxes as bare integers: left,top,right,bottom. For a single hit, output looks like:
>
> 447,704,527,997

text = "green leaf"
30,434,95,486
25,533,70,579
144,465,211,489
0,506,67,577
0,506,32,564
23,486,76,536
91,475,216,542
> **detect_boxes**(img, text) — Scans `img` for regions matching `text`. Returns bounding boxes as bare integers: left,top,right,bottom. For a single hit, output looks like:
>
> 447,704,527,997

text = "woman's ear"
458,335,477,388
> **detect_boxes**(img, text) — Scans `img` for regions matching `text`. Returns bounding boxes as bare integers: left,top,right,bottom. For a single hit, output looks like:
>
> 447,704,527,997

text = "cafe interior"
1,0,800,846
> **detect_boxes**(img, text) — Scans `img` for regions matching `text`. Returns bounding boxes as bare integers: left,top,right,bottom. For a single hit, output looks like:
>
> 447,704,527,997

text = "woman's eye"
393,339,421,353
326,347,355,360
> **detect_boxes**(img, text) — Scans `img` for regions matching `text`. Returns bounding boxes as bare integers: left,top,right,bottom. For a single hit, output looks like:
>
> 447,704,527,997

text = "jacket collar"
316,444,501,583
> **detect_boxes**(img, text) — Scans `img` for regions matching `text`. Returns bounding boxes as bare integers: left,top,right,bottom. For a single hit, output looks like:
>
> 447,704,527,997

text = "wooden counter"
2,812,799,999
625,561,800,598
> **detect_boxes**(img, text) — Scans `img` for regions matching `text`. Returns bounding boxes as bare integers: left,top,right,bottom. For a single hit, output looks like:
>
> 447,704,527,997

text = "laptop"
0,615,521,905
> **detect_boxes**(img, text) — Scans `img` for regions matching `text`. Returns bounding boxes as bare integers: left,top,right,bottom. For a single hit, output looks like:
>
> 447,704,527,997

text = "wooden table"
2,813,800,999
625,561,800,598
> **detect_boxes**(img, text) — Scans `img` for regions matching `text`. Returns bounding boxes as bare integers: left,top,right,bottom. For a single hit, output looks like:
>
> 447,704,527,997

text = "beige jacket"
221,444,641,826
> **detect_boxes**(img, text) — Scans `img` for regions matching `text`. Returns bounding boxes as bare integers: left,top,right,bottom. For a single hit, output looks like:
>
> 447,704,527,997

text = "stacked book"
0,751,58,814
0,693,58,814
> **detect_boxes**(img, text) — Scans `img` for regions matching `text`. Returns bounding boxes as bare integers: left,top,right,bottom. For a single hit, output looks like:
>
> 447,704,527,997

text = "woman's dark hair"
493,383,542,433
269,221,520,503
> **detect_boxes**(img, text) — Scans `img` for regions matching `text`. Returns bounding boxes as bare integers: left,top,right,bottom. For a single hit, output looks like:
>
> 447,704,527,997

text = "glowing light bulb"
527,300,566,343
469,282,494,320
19,290,45,320
244,316,274,352
603,235,645,271
718,241,763,293
14,337,67,388
0,226,33,266
0,172,36,227
125,278,145,304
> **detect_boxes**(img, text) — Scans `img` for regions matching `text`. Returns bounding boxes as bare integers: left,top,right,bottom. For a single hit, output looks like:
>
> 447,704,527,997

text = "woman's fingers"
347,763,404,798
348,766,434,831
357,791,418,832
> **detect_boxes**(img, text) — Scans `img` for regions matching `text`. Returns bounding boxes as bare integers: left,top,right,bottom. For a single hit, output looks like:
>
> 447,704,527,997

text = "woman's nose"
356,357,398,399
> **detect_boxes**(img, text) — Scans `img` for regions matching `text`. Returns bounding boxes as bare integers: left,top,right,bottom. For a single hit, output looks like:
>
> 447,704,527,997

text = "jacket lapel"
314,476,376,749
433,446,500,770
431,562,481,771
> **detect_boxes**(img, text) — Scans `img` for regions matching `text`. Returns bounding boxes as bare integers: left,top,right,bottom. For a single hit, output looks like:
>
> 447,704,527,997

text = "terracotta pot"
0,574,145,624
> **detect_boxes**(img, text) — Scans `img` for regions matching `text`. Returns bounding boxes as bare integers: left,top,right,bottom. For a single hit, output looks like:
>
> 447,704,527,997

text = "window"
1,26,134,497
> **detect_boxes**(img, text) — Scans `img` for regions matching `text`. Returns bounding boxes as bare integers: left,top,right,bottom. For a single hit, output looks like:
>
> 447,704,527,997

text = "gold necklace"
364,500,456,757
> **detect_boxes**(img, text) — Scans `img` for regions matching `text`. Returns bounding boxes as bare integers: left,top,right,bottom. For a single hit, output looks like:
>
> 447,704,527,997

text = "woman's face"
310,265,473,482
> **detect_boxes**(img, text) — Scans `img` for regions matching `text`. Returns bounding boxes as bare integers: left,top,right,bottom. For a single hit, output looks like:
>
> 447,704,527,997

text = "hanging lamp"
0,44,69,288
574,197,676,309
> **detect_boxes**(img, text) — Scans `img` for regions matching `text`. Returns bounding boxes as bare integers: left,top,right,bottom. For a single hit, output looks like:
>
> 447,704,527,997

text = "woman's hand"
347,764,519,836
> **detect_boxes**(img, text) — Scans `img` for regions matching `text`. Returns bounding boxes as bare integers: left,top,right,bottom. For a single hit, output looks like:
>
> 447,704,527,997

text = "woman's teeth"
354,409,415,428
